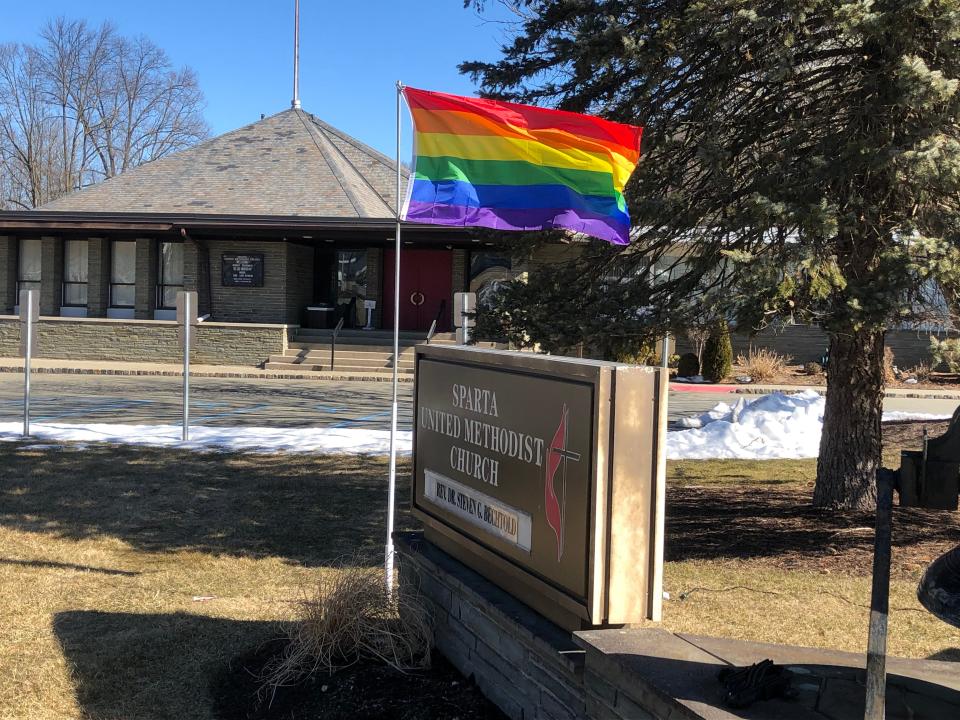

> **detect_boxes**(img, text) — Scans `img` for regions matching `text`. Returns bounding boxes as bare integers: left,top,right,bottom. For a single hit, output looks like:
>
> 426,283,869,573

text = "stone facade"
0,236,15,312
397,533,587,720
40,236,63,315
135,238,158,319
0,316,291,366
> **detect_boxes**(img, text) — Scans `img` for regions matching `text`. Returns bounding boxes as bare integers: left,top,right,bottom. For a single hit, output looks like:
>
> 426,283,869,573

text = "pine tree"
702,320,733,383
464,0,960,509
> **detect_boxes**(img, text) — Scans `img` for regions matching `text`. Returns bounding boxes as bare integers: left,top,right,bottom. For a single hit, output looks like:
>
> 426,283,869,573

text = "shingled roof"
40,108,408,219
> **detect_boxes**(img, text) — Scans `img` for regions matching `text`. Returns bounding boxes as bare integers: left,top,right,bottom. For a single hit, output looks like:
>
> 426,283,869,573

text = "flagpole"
385,80,404,594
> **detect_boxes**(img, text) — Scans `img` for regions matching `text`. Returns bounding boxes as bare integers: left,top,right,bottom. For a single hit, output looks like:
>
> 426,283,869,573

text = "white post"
181,291,191,442
21,290,34,438
385,80,404,594
291,0,301,109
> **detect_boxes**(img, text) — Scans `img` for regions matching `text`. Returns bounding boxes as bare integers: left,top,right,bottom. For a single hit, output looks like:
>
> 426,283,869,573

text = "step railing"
329,316,345,370
425,299,447,345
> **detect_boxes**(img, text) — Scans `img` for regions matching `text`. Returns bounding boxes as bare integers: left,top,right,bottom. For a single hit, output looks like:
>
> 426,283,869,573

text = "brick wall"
135,238,157,319
206,240,288,324
397,534,587,720
0,316,292,366
675,324,954,368
87,238,109,317
285,242,314,324
40,236,62,315
0,237,15,313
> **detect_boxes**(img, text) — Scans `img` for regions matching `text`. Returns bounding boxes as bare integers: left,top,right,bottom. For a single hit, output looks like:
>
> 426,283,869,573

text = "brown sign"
412,345,667,630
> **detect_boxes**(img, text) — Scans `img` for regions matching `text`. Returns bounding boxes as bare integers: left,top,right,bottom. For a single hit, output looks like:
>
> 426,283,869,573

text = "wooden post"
865,468,894,720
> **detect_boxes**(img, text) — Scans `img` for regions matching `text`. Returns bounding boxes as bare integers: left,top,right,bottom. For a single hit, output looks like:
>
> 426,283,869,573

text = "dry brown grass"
0,443,414,720
260,561,431,700
0,437,957,719
736,347,793,381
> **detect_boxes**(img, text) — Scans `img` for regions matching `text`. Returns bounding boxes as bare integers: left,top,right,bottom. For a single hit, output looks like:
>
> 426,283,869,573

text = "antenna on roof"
292,0,301,109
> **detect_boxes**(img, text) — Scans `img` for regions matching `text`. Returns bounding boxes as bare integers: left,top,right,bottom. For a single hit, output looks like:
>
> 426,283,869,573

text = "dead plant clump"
884,346,898,383
259,562,432,699
736,348,793,382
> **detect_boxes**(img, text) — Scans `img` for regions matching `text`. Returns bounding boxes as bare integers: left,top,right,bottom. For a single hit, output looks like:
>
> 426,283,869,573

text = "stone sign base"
396,532,960,720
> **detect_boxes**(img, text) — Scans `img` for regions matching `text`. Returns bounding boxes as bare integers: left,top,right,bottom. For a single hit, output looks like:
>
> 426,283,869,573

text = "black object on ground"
212,639,506,720
718,659,795,708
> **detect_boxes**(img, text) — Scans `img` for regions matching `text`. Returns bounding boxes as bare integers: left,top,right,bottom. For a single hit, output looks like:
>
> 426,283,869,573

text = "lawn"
0,426,958,719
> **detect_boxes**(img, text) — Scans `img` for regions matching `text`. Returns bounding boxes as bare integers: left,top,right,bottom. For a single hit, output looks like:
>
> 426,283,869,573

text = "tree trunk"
814,327,885,510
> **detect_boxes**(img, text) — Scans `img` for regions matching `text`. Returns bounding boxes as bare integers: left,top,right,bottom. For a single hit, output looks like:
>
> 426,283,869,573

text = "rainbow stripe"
400,87,643,245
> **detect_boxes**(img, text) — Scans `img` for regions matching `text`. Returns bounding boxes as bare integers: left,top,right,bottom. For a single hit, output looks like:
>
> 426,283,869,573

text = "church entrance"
382,249,453,333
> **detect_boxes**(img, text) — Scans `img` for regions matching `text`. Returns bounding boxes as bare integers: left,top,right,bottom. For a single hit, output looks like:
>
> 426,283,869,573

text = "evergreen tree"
702,320,733,383
464,0,960,509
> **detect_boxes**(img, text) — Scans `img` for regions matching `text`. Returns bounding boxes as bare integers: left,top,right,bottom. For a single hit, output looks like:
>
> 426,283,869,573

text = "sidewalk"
671,380,960,400
0,357,413,382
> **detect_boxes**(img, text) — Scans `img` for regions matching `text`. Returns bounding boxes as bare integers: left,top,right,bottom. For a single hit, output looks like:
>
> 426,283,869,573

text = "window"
157,241,183,309
110,240,137,308
336,250,367,326
62,240,88,306
17,238,41,298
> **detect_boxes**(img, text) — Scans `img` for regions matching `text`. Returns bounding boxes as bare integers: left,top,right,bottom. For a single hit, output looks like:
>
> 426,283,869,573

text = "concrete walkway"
0,357,412,382
575,628,959,719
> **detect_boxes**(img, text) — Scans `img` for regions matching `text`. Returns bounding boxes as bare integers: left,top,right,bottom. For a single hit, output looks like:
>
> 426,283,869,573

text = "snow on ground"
668,390,953,460
0,422,413,455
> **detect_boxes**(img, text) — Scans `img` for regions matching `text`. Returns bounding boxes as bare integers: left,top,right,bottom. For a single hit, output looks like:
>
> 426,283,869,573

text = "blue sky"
0,1,518,158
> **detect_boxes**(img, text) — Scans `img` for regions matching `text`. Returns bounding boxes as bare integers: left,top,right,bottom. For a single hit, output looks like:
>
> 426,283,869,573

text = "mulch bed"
667,420,960,581
212,640,506,720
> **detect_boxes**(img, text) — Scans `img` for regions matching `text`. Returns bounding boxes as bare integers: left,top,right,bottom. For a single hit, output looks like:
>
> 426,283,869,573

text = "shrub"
905,363,932,382
930,336,960,372
613,343,656,365
677,352,700,377
803,361,823,376
883,346,898,383
736,347,792,382
701,320,733,382
260,561,431,695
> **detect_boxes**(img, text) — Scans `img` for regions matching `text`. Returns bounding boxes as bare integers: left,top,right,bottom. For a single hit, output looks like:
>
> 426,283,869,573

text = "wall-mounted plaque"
221,253,264,287
411,344,668,630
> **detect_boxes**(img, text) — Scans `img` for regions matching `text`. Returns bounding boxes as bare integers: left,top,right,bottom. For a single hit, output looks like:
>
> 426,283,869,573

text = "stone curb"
0,365,415,383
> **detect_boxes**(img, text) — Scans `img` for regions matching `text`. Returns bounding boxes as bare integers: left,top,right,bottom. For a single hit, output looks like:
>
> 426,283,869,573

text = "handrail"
330,316,345,370
426,299,446,344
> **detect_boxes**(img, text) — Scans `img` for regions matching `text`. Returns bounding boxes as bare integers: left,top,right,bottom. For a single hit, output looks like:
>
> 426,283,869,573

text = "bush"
905,363,932,382
701,320,733,382
883,346,898,383
613,343,656,365
736,347,792,382
260,561,431,694
930,336,960,372
677,352,700,377
803,361,823,376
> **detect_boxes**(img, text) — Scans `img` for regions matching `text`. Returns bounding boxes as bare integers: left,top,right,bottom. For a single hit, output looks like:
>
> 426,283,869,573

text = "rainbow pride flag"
400,87,643,245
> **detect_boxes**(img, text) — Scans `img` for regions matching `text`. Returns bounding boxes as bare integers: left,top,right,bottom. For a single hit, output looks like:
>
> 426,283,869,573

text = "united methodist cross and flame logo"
544,404,581,562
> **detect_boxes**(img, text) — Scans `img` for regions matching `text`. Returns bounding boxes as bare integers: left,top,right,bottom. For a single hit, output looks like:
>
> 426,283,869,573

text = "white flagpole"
385,80,404,594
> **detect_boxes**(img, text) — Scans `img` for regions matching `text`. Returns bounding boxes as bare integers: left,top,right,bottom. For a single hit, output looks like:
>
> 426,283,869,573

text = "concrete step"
275,350,414,363
289,340,420,353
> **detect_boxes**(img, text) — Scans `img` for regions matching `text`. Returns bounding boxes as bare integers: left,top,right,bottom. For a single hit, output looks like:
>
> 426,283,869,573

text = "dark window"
62,240,88,307
110,240,137,308
156,241,184,309
468,251,512,308
17,238,41,298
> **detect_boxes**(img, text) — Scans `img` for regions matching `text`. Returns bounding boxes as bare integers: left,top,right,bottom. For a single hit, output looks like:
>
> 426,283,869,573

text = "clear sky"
0,0,517,158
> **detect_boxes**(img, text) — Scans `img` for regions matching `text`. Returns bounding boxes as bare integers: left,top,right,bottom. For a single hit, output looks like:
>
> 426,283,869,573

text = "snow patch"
668,391,953,460
0,422,413,456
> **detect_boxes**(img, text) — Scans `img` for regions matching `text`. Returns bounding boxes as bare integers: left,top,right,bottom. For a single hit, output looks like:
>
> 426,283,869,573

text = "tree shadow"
0,443,414,566
666,485,960,577
53,610,278,720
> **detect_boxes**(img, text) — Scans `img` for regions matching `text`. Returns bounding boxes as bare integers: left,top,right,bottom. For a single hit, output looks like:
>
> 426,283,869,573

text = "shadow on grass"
54,610,278,720
666,484,960,574
0,557,138,575
0,443,414,566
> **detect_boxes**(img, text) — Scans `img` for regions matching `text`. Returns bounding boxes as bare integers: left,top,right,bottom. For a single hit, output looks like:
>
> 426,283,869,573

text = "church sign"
221,253,264,287
412,344,667,630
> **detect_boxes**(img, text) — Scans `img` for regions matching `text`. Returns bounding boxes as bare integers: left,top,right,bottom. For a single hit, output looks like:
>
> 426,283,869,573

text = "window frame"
61,239,89,308
156,240,184,310
109,240,137,309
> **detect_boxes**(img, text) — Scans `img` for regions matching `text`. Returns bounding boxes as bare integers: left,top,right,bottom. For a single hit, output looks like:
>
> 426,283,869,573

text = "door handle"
410,291,425,306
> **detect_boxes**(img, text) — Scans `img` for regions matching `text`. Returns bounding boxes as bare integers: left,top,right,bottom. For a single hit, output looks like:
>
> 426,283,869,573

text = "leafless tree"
0,18,208,209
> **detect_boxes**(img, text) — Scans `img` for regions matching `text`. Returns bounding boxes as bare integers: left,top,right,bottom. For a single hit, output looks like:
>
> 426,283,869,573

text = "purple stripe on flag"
403,200,630,245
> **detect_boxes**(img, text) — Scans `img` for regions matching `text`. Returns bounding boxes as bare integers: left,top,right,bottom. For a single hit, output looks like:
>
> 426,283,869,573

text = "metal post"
385,80,404,594
22,290,33,438
865,469,894,720
291,0,301,109
660,332,670,369
182,292,191,442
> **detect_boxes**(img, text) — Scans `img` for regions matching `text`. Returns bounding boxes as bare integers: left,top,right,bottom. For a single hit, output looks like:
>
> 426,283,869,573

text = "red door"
383,249,453,332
